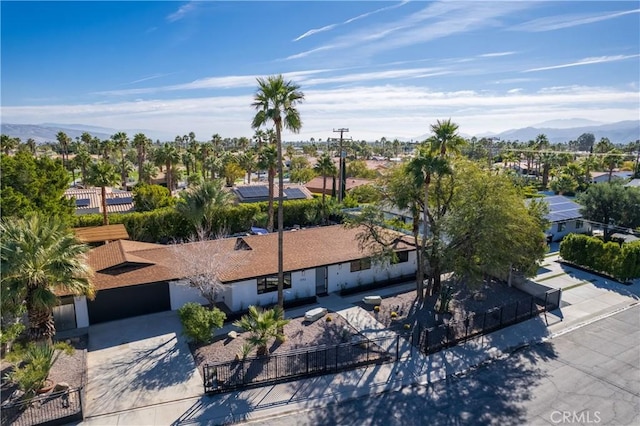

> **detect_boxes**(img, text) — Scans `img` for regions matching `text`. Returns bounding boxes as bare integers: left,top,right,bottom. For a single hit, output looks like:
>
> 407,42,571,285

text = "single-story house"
54,225,417,331
64,187,135,215
590,171,633,184
535,195,591,242
305,177,375,196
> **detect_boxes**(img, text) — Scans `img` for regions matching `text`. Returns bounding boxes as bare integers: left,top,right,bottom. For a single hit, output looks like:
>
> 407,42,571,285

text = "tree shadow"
301,338,558,426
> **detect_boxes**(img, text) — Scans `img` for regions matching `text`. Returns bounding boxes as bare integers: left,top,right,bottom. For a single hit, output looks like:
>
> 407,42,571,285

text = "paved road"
247,306,640,426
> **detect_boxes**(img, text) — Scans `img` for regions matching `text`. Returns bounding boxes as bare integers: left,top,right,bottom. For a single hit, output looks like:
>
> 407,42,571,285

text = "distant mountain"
531,118,604,129
490,120,639,144
0,123,173,144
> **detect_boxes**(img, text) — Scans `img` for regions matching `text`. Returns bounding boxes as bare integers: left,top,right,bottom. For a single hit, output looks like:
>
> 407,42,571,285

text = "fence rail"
203,334,409,394
414,289,561,355
0,387,83,426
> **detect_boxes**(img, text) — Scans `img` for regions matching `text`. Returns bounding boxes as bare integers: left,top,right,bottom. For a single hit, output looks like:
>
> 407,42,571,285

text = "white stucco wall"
74,296,89,328
549,219,591,242
327,251,417,293
169,280,210,310
289,270,316,300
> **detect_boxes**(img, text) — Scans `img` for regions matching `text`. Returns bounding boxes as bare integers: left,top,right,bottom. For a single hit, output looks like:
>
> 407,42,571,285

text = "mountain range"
2,119,638,145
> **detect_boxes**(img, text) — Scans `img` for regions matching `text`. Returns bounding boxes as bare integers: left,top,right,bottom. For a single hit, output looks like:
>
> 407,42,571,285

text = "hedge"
72,199,330,243
559,233,640,281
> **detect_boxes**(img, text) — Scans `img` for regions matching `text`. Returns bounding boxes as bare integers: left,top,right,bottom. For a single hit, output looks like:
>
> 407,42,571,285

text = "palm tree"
1,214,94,342
233,306,289,356
73,147,92,185
25,138,37,155
140,161,158,185
252,75,304,309
85,161,120,225
156,143,180,191
176,179,234,239
133,133,151,183
427,119,466,158
314,153,337,207
407,146,451,298
238,150,257,184
112,132,130,188
258,144,278,232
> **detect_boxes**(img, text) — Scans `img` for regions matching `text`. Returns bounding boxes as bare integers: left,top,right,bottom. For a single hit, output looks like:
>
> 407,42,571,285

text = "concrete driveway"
84,310,203,418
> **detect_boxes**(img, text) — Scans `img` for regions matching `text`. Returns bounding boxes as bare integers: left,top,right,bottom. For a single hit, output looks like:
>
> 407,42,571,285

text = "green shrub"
178,303,226,344
560,234,640,281
4,343,59,397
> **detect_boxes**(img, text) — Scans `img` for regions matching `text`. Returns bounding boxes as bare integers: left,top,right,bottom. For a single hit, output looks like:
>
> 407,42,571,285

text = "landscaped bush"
178,303,226,344
560,234,640,281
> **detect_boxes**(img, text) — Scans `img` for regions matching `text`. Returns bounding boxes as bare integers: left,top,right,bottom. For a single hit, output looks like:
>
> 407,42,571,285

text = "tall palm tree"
314,153,337,206
140,161,158,185
133,133,151,183
428,119,466,158
156,143,180,191
112,132,130,188
73,147,92,185
252,75,304,309
85,161,120,225
1,214,94,342
238,150,257,184
258,144,278,232
407,146,451,298
25,138,37,155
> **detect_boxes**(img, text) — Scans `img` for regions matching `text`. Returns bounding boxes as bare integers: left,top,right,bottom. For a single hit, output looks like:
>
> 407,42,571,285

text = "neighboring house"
56,225,417,331
305,177,375,196
590,171,633,184
536,195,591,242
64,187,135,215
231,184,313,203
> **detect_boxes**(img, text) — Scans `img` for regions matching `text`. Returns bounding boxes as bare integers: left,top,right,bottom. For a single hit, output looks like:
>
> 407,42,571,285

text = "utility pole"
332,128,351,203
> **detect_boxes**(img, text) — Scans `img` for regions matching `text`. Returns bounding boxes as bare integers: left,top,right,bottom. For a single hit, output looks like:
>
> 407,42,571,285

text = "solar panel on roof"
75,198,91,207
284,188,307,200
106,197,133,206
237,186,269,199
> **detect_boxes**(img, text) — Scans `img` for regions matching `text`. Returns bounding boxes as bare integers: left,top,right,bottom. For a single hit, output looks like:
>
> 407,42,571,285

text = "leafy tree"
0,152,74,222
133,184,176,212
233,306,290,356
85,161,120,225
223,161,245,187
577,133,595,152
445,161,548,285
252,75,305,309
578,182,640,240
178,303,226,344
346,160,377,179
348,184,381,204
1,214,94,342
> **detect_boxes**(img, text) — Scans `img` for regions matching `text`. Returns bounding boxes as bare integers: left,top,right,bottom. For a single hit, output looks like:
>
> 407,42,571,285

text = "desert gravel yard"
192,313,362,368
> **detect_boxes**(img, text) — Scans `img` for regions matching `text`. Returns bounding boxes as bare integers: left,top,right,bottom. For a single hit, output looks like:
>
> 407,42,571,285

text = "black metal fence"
414,289,562,355
203,334,409,394
0,388,83,426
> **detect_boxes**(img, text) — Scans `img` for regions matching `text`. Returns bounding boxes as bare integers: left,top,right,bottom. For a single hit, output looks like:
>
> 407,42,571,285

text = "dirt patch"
357,278,534,333
192,313,361,369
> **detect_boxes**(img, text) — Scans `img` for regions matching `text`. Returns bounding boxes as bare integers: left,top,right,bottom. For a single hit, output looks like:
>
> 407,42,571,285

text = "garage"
87,281,171,324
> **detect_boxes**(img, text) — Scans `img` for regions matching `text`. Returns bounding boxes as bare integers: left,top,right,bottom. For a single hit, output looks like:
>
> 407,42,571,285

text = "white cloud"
4,84,637,140
166,2,198,23
292,1,409,42
514,8,640,32
523,54,640,72
478,51,517,58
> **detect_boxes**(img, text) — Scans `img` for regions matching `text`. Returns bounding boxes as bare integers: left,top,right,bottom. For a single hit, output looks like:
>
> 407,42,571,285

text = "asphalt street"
246,305,640,426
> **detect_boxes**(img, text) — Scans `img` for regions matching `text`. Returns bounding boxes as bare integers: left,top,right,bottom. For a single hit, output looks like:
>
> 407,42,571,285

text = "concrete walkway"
79,266,640,425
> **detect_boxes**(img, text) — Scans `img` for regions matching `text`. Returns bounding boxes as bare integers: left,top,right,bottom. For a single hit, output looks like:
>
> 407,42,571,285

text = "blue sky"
1,1,639,141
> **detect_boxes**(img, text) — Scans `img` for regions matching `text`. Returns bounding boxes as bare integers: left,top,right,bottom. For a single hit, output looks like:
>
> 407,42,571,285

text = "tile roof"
305,177,375,194
64,187,135,215
84,225,415,292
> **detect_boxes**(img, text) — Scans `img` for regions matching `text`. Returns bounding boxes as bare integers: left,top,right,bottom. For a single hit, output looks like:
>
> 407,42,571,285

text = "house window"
575,220,583,229
350,258,372,272
257,273,292,294
557,222,566,232
394,251,409,264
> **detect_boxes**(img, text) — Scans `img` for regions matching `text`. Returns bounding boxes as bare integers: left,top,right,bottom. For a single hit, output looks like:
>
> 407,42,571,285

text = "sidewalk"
80,271,640,426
